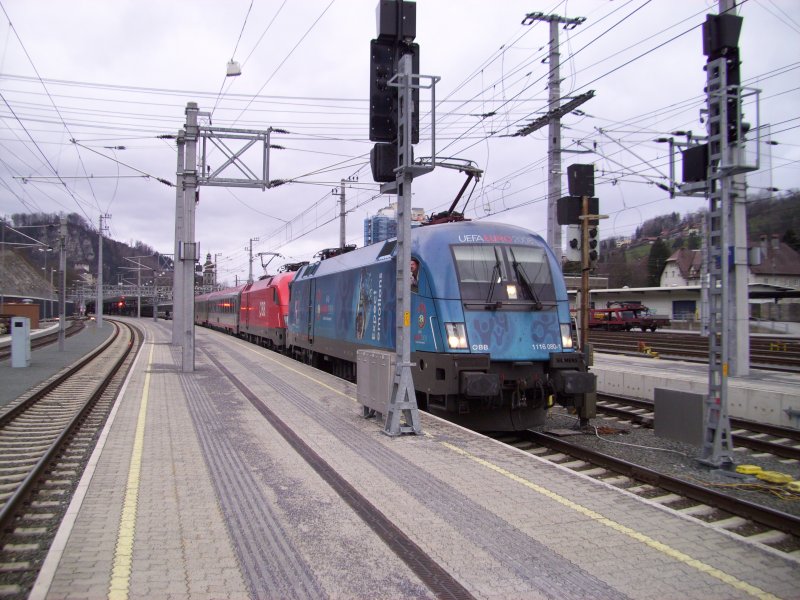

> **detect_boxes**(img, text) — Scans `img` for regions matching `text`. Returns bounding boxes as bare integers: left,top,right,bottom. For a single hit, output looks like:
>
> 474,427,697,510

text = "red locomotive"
239,271,296,350
195,264,305,352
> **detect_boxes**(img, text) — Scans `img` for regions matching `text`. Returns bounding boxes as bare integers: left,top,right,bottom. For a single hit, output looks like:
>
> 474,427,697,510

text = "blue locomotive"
287,221,594,431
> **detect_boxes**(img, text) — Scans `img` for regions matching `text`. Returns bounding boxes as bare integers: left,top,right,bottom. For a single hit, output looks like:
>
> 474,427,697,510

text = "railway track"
0,319,141,598
496,428,800,558
0,319,85,362
588,330,800,371
595,394,800,462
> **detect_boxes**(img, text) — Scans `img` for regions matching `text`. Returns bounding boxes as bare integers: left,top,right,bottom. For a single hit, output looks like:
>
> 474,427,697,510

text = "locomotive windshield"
452,244,555,307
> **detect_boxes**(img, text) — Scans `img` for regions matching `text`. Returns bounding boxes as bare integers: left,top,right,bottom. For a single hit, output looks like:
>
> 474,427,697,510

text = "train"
195,221,595,431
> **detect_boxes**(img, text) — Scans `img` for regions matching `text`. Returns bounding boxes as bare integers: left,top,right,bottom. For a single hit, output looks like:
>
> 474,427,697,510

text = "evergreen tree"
782,229,800,253
647,238,670,287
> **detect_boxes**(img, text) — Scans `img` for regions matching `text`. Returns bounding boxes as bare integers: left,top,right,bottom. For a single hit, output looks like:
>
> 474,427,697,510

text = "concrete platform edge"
28,329,148,600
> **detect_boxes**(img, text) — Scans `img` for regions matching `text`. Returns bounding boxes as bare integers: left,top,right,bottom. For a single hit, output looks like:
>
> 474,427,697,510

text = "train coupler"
511,389,527,410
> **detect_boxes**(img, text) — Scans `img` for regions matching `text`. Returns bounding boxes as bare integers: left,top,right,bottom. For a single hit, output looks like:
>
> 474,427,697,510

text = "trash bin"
11,316,31,368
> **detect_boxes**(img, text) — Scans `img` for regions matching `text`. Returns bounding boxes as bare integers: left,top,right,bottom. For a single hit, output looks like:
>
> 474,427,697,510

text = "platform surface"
22,318,800,599
0,320,114,409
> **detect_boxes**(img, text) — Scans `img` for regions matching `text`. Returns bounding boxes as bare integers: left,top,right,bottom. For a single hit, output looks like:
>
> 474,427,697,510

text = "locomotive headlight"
445,322,468,349
560,323,574,350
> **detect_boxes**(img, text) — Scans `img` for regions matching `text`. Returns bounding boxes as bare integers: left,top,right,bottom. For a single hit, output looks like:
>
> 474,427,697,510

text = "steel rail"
0,321,138,532
596,394,800,460
0,322,118,426
522,430,800,538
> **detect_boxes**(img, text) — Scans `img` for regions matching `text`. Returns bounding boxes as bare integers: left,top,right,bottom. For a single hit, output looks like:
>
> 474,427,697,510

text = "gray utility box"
11,316,31,368
654,388,705,447
357,349,396,416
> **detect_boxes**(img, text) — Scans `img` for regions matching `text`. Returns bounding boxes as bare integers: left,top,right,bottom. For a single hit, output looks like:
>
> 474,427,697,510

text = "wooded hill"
566,190,800,288
2,213,171,293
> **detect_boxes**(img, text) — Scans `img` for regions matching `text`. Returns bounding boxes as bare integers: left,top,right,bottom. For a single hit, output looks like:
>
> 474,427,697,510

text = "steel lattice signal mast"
699,3,761,467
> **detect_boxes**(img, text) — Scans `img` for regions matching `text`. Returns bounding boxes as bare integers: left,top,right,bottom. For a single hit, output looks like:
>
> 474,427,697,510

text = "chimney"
772,234,780,251
760,234,768,255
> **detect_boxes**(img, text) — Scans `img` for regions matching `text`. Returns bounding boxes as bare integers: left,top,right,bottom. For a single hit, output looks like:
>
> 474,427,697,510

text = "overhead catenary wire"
0,1,796,275
0,0,102,221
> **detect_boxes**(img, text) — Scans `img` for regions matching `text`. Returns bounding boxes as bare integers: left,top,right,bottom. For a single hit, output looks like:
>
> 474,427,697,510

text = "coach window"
411,256,430,296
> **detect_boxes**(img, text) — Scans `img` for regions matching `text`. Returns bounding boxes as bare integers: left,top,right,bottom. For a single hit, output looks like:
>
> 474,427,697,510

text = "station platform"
19,317,798,599
593,352,800,429
0,321,60,348
0,320,115,410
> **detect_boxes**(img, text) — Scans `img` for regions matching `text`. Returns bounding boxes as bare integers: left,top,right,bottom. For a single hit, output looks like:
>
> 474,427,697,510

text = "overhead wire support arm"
510,91,595,138
197,125,278,190
172,102,289,373
522,12,586,29
519,10,587,255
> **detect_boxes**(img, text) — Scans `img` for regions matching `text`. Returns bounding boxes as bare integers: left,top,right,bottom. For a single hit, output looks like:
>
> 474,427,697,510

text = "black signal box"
557,196,598,226
682,144,709,183
370,142,397,182
567,164,595,198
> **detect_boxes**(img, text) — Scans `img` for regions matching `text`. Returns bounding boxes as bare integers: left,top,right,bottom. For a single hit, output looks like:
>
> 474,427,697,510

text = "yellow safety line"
235,335,779,599
108,342,155,600
441,442,779,600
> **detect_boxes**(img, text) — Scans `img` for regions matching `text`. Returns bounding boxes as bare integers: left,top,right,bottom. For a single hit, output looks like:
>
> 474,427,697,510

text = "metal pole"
719,0,750,376
546,18,563,255
96,215,105,328
136,264,141,318
0,217,5,315
42,249,48,319
384,53,421,436
214,252,222,288
580,196,590,354
522,13,584,256
339,179,346,249
152,270,158,322
247,237,259,284
172,130,186,345
182,103,198,372
248,240,253,284
58,216,67,351
48,268,54,320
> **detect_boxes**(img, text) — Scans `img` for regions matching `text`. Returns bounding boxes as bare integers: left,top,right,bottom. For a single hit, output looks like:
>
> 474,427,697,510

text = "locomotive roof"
299,221,551,279
412,221,548,256
298,238,389,278
242,270,296,292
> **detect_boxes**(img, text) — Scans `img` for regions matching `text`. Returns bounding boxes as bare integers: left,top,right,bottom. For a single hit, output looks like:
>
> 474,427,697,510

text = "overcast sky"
1,0,798,285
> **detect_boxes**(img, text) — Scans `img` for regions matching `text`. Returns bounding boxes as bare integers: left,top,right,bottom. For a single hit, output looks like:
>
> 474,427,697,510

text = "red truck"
604,302,671,332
